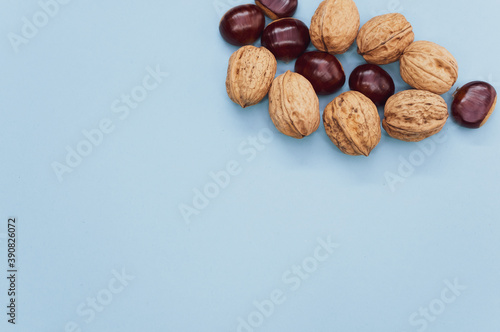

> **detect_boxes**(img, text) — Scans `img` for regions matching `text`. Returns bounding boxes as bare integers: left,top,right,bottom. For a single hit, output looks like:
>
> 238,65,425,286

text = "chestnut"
219,5,265,46
261,18,310,62
349,64,395,106
295,51,345,95
452,81,497,129
255,0,298,20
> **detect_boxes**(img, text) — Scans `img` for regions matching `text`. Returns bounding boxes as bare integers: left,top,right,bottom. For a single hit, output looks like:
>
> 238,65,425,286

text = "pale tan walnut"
226,45,277,108
383,89,449,142
323,91,381,156
310,0,360,55
269,71,320,139
357,13,414,65
400,41,458,95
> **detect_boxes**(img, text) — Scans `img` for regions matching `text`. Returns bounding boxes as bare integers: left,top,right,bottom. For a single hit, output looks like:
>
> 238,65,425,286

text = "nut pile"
220,0,497,156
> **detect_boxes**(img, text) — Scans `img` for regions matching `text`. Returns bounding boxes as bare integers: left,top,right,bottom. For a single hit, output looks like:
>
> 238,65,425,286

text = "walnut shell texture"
357,13,414,65
323,91,381,156
269,71,320,139
226,45,277,108
400,41,458,95
310,0,360,55
383,89,449,142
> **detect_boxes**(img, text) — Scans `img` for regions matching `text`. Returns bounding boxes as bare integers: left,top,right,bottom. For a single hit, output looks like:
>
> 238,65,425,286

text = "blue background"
1,0,499,331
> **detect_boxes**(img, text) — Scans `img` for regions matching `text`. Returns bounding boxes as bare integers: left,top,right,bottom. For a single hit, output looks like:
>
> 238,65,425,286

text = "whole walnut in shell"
226,45,277,108
310,0,360,55
323,91,381,156
269,71,320,139
383,89,449,142
357,13,414,65
400,41,458,95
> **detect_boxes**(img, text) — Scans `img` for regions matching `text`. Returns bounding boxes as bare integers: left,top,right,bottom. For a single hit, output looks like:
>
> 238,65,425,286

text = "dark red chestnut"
295,51,345,95
261,18,310,62
452,81,497,129
219,5,265,46
255,0,298,20
349,64,395,106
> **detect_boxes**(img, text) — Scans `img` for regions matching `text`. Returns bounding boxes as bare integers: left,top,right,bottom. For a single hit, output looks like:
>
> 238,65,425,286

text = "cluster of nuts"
220,0,497,156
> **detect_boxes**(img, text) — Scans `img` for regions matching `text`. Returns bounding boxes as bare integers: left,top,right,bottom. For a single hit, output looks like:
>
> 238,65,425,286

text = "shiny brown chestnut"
255,0,298,20
452,81,497,129
219,5,265,46
349,64,395,106
261,18,310,62
295,51,345,95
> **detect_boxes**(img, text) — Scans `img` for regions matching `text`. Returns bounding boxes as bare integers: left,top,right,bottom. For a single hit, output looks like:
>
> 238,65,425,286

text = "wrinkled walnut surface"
400,41,458,95
226,45,277,108
383,89,449,142
310,0,360,55
323,91,381,156
357,13,414,65
269,71,320,138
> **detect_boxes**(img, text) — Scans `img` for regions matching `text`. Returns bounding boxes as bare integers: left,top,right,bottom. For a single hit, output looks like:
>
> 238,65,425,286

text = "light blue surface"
1,0,499,331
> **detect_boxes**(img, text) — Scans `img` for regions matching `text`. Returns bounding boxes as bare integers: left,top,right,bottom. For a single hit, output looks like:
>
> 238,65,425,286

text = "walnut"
323,91,381,156
357,13,414,65
383,89,449,142
226,45,277,108
310,0,360,55
268,71,320,139
400,41,459,95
